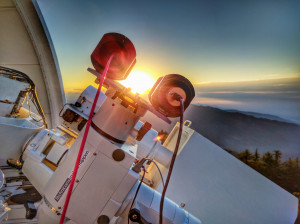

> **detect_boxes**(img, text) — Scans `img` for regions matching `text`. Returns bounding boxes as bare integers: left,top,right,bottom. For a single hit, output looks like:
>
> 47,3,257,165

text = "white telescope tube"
134,121,173,167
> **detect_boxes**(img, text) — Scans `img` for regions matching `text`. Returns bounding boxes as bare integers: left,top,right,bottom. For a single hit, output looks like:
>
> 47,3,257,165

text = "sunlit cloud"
65,88,84,93
192,97,242,106
197,90,299,95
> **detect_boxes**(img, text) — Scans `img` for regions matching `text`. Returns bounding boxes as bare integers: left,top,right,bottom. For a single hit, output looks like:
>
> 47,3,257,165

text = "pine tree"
254,149,260,161
295,157,299,169
273,150,282,166
262,152,274,166
238,149,252,165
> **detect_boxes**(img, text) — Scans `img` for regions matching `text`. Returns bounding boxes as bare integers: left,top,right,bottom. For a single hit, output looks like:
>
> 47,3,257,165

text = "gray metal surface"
158,131,298,224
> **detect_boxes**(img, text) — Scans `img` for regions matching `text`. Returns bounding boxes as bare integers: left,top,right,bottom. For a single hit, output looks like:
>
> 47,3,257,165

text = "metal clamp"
184,120,192,127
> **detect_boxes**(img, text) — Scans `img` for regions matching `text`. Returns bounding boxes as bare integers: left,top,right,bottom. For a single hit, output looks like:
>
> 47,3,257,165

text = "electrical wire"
0,66,48,128
127,157,164,223
27,94,43,123
146,158,165,187
128,167,146,224
159,97,185,224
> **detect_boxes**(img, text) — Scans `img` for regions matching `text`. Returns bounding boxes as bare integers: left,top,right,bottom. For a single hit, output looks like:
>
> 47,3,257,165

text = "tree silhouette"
254,149,260,162
286,158,293,169
228,149,300,222
273,150,282,166
262,152,274,167
295,157,299,169
238,149,252,165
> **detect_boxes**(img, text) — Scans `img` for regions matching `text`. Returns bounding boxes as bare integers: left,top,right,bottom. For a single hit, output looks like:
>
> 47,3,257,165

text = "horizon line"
195,74,300,85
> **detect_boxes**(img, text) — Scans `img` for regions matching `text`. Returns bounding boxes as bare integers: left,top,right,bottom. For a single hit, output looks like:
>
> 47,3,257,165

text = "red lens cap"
91,33,136,80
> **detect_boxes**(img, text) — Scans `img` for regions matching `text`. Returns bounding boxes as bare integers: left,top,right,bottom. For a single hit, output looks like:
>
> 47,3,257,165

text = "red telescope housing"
91,33,136,80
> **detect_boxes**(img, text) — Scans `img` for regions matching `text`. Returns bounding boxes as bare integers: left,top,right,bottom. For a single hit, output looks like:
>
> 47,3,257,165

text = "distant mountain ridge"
224,109,296,124
141,105,300,160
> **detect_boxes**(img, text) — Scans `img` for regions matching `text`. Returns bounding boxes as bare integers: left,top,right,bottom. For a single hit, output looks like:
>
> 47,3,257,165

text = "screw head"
97,215,110,224
112,149,125,162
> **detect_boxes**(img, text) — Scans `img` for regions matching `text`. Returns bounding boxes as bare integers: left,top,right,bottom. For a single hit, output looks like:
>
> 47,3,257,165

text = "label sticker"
54,150,90,202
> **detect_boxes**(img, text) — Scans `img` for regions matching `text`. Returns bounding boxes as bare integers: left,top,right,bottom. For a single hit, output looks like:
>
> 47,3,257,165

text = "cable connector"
170,91,184,102
132,158,146,173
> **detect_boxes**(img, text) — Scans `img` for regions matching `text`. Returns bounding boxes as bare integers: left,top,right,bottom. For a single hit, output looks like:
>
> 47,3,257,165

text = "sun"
119,70,155,94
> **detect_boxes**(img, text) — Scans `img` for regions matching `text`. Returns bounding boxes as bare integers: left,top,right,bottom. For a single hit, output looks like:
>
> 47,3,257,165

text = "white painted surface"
158,131,298,224
118,182,201,224
0,0,65,128
0,117,41,159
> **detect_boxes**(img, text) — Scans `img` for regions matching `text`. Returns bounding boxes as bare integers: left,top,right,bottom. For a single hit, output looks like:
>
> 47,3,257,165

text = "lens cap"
91,33,136,80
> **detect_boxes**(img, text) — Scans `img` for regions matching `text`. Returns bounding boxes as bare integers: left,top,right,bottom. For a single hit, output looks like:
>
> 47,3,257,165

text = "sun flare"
119,70,155,94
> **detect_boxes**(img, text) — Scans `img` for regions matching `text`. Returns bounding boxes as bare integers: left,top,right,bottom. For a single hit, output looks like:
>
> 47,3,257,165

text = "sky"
37,0,300,122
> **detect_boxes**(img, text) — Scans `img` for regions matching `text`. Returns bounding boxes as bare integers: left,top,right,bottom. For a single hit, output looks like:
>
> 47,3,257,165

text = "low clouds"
192,77,300,123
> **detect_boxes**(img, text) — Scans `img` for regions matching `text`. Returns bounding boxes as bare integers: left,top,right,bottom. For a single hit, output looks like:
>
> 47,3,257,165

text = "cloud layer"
193,77,300,123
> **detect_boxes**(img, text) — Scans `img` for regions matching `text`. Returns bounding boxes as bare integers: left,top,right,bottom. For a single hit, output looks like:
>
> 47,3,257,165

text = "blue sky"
37,0,300,88
37,0,300,122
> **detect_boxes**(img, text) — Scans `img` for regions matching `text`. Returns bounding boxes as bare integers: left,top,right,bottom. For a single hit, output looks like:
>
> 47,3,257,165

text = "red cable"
59,55,114,224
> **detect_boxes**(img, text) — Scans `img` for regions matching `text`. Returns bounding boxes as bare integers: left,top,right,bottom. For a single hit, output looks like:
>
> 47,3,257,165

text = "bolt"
180,202,185,208
93,152,97,156
132,214,138,220
75,179,79,183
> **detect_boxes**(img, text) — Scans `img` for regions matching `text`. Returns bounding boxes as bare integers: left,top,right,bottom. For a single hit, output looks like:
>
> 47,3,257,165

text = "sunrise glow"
119,70,155,94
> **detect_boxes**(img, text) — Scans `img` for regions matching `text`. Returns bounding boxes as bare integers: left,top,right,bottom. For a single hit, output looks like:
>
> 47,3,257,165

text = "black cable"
128,167,146,224
0,66,48,128
0,66,44,121
27,95,43,123
159,97,184,224
146,158,165,187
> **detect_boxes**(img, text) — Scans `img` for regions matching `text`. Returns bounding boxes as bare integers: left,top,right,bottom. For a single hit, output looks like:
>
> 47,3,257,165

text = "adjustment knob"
136,122,152,141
